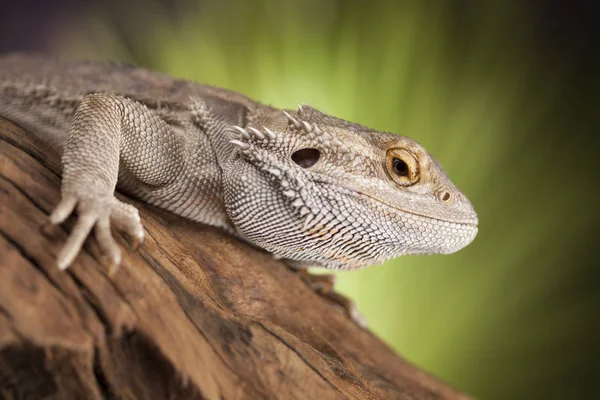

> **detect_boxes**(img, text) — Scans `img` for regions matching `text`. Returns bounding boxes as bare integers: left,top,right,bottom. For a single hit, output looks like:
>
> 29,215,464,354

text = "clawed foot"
43,193,144,273
297,269,368,329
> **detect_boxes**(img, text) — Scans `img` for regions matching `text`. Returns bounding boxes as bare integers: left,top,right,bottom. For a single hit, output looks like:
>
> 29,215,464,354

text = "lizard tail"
0,81,74,153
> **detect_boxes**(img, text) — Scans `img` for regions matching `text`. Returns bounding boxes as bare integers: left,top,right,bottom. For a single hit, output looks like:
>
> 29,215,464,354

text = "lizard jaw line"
323,182,478,228
358,190,478,227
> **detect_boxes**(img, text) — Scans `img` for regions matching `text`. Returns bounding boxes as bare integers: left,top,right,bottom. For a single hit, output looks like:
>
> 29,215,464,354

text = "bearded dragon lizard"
0,54,478,312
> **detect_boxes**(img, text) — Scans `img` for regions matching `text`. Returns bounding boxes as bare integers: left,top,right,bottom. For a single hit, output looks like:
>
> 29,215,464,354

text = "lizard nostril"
441,191,451,202
292,148,320,168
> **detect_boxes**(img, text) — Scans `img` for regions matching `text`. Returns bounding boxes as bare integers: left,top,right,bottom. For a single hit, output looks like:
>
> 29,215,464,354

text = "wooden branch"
0,117,471,400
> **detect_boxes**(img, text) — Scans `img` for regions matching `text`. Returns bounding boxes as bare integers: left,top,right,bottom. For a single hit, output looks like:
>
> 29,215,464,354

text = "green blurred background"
2,0,598,398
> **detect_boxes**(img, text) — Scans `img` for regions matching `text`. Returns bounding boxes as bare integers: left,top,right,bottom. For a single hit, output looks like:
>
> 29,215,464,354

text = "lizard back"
0,53,265,150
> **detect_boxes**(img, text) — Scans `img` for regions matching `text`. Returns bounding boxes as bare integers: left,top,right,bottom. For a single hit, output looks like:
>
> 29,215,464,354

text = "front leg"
50,93,185,270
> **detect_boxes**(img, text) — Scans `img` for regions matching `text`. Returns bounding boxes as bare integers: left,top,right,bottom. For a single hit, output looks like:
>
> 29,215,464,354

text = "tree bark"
0,117,471,400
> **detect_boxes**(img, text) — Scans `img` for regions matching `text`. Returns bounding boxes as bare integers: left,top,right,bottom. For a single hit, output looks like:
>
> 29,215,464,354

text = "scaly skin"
0,54,478,274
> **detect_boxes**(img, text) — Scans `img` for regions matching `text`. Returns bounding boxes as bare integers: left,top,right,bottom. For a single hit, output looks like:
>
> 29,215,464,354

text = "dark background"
1,1,598,398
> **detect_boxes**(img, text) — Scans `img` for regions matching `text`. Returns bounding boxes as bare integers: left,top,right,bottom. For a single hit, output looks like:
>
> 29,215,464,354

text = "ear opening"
291,148,320,168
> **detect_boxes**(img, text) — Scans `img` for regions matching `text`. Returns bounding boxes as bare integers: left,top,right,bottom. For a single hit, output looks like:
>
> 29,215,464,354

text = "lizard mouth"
359,191,479,228
318,180,478,227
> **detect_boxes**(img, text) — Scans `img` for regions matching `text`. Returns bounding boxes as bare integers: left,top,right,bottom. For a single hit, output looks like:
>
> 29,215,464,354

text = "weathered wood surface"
0,117,470,400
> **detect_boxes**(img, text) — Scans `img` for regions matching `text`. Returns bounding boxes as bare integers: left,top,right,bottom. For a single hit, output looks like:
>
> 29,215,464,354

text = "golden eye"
386,148,419,186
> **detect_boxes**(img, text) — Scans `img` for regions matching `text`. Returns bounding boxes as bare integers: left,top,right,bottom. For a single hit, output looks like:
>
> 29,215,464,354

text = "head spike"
230,140,250,150
248,127,265,140
263,127,277,139
231,125,250,139
301,121,313,133
283,111,302,129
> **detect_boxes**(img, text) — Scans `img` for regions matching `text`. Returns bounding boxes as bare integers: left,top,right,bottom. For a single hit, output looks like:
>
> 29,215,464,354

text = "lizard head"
224,105,478,270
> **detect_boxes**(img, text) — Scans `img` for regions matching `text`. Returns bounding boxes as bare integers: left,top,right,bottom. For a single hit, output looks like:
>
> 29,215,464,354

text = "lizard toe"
94,216,122,271
52,195,132,271
110,200,145,249
48,195,77,225
56,213,97,270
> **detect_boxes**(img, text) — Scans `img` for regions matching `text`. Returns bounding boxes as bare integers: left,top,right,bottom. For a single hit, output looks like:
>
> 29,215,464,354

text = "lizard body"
0,54,478,272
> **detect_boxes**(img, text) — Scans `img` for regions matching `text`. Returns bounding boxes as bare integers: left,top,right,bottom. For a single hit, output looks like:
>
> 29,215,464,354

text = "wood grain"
0,117,471,400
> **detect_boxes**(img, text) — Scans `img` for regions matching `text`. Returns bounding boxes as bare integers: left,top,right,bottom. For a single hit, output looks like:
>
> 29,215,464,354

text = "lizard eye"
386,148,419,186
392,158,409,176
292,148,320,168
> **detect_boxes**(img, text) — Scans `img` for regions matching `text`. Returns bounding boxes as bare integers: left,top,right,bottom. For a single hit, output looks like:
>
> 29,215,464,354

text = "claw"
132,236,141,251
108,260,120,278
